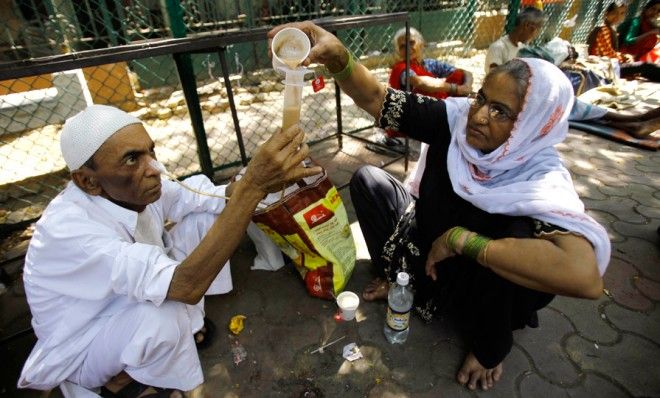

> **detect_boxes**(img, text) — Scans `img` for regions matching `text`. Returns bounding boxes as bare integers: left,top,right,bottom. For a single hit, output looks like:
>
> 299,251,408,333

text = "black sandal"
100,379,184,397
194,316,216,350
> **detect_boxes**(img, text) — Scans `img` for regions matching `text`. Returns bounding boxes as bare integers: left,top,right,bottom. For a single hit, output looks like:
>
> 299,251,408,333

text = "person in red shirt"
588,1,660,82
619,0,659,61
368,27,473,155
588,2,633,63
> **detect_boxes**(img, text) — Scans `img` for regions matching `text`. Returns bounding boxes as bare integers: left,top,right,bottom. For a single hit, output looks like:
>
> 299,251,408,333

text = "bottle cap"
396,272,409,286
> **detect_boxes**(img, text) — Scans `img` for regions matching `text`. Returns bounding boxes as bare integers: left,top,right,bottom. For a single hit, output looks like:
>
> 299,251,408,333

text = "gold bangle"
480,240,491,267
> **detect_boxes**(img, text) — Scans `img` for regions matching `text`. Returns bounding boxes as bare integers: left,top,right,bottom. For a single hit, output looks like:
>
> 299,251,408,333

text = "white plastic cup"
271,27,311,72
336,291,360,321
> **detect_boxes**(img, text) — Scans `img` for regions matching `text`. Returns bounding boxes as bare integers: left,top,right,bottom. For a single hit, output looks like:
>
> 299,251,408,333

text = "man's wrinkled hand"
242,125,322,196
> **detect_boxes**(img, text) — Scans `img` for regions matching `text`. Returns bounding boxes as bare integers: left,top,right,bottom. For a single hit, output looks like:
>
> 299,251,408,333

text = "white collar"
88,192,139,236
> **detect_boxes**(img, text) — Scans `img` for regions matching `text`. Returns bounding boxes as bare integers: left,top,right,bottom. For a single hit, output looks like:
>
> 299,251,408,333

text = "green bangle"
446,226,467,252
462,234,491,262
328,50,355,81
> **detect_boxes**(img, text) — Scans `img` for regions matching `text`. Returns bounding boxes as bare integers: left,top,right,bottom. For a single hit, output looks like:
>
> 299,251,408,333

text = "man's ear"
71,168,103,196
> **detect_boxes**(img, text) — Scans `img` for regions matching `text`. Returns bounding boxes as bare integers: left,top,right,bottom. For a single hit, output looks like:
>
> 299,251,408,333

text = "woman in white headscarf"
268,22,610,391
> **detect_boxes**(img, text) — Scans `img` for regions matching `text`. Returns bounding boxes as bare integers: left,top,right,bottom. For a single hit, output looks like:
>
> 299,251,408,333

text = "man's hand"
241,125,322,195
425,231,457,281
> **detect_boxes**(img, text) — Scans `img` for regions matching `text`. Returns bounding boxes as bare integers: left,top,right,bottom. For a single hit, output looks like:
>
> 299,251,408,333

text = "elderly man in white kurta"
18,105,320,395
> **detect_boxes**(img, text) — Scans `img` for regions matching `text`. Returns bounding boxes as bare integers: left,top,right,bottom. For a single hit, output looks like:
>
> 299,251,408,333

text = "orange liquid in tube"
282,105,301,132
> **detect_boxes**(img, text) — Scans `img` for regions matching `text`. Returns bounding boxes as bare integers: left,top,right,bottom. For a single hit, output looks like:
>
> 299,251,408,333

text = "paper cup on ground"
336,291,360,321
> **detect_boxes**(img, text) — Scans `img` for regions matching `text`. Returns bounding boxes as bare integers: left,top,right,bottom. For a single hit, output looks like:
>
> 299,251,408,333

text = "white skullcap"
60,104,142,170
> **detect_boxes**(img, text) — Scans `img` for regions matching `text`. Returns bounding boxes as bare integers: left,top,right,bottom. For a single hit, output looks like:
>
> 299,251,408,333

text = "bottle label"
386,306,410,331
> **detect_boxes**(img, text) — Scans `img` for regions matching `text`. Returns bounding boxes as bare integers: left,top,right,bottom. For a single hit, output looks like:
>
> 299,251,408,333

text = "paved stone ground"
0,127,659,397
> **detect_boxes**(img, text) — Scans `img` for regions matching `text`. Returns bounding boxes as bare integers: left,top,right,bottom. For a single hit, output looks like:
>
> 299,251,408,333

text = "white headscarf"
406,58,610,275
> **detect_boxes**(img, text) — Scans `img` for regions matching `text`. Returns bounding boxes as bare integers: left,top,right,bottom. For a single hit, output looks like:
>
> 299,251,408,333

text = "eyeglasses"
467,91,518,122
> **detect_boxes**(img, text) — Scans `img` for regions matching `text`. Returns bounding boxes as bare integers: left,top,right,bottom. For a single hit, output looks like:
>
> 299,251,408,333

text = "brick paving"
0,126,658,397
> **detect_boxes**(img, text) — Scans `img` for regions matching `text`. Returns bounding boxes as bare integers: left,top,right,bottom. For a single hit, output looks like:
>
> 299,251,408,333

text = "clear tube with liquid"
281,68,307,131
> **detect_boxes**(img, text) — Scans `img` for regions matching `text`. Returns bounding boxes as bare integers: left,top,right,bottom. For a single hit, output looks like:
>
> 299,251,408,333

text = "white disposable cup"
271,27,311,71
336,291,360,321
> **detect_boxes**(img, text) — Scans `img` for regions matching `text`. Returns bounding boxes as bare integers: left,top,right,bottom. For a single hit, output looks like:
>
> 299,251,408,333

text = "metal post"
505,0,522,34
403,20,410,172
333,31,343,150
173,54,215,178
218,48,249,166
165,0,214,178
98,0,119,46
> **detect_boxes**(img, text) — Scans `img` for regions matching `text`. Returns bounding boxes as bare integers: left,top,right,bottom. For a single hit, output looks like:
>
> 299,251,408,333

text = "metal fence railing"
0,13,410,235
0,0,650,233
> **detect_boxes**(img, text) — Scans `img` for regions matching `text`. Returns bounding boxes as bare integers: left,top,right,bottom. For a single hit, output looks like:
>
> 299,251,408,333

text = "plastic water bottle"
384,272,414,344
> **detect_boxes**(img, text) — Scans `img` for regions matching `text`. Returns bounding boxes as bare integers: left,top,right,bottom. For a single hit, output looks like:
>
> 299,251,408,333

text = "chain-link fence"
0,0,651,233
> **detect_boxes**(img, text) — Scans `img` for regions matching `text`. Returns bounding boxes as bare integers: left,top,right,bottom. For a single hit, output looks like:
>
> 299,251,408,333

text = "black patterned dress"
361,88,570,367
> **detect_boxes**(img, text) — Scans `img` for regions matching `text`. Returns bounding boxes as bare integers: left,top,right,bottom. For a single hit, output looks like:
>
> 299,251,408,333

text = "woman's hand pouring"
268,21,350,74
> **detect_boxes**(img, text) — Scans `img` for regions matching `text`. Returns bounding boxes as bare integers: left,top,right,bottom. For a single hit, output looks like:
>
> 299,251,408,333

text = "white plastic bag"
247,222,285,271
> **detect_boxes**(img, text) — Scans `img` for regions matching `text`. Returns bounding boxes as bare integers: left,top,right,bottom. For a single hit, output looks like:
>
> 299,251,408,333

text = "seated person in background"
485,6,545,72
618,0,659,62
588,1,634,63
371,27,472,154
17,105,320,396
587,1,660,82
389,27,473,98
519,38,660,138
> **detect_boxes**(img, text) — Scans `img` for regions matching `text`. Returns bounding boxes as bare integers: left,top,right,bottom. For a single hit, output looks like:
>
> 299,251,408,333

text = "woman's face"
606,6,627,25
396,35,424,62
643,4,660,21
467,72,524,153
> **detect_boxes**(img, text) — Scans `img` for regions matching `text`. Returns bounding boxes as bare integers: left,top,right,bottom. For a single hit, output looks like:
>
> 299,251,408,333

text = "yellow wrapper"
229,315,247,335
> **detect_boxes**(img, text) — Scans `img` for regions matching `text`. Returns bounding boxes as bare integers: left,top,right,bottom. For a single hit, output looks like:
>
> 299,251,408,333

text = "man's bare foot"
104,372,185,397
456,352,503,391
362,278,389,301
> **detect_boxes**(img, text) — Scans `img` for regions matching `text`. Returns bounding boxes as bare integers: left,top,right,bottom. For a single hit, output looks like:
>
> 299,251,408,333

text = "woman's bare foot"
456,352,503,391
362,278,389,301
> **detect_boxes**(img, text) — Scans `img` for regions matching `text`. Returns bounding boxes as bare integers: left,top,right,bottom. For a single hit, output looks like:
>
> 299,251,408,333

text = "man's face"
521,21,542,43
87,124,161,212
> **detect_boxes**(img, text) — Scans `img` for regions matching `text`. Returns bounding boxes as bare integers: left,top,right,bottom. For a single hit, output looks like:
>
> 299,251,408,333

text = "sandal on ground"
100,379,184,398
194,316,216,350
362,278,390,301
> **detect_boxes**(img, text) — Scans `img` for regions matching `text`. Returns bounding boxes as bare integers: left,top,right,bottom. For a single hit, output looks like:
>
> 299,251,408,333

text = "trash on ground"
230,336,248,365
342,343,363,361
229,314,247,335
310,335,345,354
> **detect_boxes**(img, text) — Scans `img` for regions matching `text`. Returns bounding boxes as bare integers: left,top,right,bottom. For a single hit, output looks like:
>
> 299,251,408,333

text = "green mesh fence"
0,0,648,231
